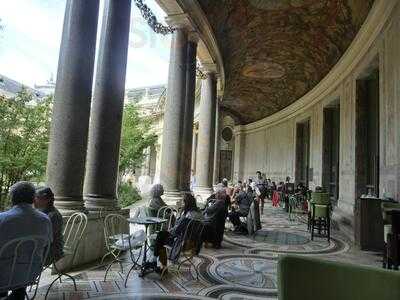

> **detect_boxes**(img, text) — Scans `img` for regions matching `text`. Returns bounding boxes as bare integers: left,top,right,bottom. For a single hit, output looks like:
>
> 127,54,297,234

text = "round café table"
124,216,167,284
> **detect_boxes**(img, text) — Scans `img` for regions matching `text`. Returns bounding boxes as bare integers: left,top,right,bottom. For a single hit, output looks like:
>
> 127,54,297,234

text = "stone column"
46,0,100,214
191,124,198,174
83,0,131,211
179,34,198,192
195,71,217,201
213,101,221,185
233,127,245,182
160,27,188,204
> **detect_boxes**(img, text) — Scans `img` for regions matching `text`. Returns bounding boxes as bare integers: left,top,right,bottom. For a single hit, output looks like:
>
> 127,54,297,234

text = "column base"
162,190,183,207
54,197,85,216
84,194,119,211
193,186,214,205
55,208,129,272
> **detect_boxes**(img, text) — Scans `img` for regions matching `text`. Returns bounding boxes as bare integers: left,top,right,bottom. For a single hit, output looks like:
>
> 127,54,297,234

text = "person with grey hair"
148,184,167,214
0,181,52,299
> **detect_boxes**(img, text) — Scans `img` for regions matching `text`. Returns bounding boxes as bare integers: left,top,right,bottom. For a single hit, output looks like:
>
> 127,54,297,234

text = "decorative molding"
237,0,397,134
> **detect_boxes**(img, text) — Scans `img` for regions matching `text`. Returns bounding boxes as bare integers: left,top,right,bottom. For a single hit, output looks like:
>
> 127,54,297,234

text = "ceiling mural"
198,0,375,124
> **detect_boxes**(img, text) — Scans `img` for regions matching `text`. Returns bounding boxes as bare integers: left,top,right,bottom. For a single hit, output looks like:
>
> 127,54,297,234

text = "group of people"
0,182,63,300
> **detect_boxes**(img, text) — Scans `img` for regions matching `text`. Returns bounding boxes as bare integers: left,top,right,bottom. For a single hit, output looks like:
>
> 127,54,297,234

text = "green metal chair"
310,192,331,241
382,202,400,268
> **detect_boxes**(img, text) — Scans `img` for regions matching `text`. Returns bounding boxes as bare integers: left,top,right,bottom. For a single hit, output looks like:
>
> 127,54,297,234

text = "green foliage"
118,182,141,208
119,103,157,178
0,90,52,209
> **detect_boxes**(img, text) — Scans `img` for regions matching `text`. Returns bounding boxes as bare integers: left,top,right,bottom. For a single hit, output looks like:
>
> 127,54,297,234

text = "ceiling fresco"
198,0,375,124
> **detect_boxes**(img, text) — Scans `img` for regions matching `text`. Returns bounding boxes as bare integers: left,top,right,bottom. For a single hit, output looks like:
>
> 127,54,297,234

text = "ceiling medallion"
242,62,285,79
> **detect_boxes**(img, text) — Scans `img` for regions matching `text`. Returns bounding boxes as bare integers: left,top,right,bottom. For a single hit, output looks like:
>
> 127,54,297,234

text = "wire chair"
0,235,50,300
45,212,87,299
102,214,144,282
162,219,205,282
157,206,177,231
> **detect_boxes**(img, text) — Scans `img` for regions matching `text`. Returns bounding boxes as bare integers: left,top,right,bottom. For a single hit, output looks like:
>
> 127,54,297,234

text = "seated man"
34,187,64,265
228,185,252,233
0,182,52,299
203,186,228,248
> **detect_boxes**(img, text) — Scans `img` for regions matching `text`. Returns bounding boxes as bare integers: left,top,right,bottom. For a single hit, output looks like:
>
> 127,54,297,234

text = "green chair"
278,255,400,300
381,202,400,268
310,192,331,241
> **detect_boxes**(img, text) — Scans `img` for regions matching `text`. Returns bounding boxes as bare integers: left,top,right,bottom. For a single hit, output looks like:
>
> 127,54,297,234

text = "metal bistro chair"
45,212,87,299
162,219,205,281
0,235,50,300
102,214,145,281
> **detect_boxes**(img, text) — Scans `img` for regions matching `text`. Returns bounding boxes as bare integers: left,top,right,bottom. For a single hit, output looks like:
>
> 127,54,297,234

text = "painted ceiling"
198,0,375,124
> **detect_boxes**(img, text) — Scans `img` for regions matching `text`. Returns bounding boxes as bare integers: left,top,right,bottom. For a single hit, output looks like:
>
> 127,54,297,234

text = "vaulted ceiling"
198,0,374,124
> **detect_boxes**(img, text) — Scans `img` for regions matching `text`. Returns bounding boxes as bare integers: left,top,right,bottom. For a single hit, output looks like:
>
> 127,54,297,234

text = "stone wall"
234,1,400,242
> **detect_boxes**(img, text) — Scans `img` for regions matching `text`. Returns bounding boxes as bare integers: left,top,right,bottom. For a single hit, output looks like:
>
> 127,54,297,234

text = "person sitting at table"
148,184,167,215
34,186,64,266
203,185,229,248
153,193,203,272
228,185,252,233
0,182,52,300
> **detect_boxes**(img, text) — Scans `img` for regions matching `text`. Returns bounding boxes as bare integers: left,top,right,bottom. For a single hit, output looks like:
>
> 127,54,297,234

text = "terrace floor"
32,202,381,300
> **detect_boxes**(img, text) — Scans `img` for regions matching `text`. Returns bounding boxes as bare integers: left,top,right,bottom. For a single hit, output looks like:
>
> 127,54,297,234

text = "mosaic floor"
31,202,382,300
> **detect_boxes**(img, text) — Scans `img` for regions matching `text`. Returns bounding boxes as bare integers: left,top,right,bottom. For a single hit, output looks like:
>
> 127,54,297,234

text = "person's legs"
228,211,241,229
154,231,170,268
7,288,26,300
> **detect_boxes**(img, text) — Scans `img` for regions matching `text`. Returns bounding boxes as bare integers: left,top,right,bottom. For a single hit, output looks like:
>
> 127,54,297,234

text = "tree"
119,102,157,180
0,90,52,209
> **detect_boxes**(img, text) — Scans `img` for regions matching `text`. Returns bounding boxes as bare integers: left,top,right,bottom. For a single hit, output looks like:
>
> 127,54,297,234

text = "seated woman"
153,193,203,272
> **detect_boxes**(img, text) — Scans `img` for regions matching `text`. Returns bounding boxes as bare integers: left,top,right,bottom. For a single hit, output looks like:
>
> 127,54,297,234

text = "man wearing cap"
34,186,64,265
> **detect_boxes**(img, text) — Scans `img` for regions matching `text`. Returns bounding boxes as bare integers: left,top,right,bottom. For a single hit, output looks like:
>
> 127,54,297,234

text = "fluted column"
46,0,99,214
179,34,198,192
194,71,217,201
83,0,131,211
160,27,188,203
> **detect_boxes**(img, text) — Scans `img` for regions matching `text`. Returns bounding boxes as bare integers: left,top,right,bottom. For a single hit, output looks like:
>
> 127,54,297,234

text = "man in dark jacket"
203,186,228,248
34,186,64,265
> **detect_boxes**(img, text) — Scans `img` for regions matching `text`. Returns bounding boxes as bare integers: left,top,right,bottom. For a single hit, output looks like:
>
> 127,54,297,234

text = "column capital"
201,63,218,75
188,31,200,44
166,13,193,31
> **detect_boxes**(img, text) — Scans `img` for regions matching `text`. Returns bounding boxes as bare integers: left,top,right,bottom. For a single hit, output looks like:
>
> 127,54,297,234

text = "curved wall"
233,0,400,239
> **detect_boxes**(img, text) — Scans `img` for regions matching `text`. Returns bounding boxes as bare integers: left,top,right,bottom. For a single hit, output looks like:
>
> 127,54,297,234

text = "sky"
0,0,171,89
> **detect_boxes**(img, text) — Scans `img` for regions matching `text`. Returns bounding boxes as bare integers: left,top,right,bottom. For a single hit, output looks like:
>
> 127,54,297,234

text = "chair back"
311,192,330,205
0,235,50,292
381,202,400,223
104,214,129,251
181,219,205,254
63,212,88,265
157,206,177,231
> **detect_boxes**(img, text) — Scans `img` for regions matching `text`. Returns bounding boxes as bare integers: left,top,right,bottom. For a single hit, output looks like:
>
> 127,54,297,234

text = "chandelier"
133,0,175,35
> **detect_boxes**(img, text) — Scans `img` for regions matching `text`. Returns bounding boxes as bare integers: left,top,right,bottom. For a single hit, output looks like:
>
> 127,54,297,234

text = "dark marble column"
46,0,99,214
84,0,131,211
194,71,217,201
179,35,198,192
160,28,188,204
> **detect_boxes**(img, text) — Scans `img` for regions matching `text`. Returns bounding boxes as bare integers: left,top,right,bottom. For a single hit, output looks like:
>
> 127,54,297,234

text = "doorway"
322,102,340,203
356,69,380,198
295,120,311,188
219,150,233,181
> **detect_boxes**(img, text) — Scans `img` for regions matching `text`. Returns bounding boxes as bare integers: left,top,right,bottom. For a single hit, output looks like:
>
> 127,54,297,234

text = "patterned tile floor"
32,202,382,300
